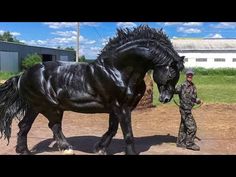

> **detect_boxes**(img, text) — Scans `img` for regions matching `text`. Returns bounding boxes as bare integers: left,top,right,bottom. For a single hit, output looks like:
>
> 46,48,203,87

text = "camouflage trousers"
177,108,197,147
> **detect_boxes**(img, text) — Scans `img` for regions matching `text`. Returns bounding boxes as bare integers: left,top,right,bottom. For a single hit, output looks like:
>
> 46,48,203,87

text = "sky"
1,22,236,59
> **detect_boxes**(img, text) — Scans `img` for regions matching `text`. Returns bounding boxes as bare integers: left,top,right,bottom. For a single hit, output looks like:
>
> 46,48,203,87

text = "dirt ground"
1,104,236,155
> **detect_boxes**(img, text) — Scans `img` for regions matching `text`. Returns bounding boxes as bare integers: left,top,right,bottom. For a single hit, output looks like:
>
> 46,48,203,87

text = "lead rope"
173,98,203,109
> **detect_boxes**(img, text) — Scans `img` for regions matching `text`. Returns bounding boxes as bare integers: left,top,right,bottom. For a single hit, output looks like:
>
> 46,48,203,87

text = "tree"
64,47,75,51
1,31,14,42
79,55,86,62
0,31,24,44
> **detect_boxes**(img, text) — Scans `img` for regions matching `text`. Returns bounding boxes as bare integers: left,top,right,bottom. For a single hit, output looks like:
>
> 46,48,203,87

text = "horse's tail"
0,75,28,144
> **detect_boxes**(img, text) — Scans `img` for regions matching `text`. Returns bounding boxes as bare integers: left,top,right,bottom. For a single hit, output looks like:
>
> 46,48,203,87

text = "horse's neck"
94,57,149,84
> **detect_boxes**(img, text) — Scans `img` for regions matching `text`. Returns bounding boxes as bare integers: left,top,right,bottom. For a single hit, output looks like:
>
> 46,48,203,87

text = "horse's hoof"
18,150,32,155
62,148,75,155
93,142,108,155
125,150,139,155
16,146,32,155
21,150,33,155
96,149,107,155
125,152,139,155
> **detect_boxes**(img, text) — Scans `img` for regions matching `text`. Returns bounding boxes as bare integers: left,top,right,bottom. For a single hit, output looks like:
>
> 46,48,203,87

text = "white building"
172,39,236,68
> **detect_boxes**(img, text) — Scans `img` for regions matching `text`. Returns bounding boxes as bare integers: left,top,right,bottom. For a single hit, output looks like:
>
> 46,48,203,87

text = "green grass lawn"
0,72,19,80
153,74,236,105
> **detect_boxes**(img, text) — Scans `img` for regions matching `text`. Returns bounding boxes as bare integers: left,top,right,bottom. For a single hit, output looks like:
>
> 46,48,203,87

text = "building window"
233,58,236,62
196,58,207,62
184,58,188,62
214,58,225,62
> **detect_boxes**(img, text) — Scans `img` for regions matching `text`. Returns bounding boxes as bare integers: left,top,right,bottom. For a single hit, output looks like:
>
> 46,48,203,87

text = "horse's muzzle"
159,93,172,103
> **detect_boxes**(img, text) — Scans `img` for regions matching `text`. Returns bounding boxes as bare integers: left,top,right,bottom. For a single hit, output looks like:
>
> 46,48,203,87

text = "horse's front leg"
94,111,119,155
113,101,137,155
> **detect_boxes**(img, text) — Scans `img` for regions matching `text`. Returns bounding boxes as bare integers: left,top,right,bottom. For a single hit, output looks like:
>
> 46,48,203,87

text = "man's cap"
185,68,194,75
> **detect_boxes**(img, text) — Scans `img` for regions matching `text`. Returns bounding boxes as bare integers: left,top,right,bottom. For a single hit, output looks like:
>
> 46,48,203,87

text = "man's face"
186,74,193,82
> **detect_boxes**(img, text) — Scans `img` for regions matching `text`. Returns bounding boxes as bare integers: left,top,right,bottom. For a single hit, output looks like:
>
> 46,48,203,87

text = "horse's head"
97,25,185,104
153,56,185,103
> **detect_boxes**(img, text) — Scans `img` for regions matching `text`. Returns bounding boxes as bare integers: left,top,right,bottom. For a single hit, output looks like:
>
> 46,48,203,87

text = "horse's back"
18,61,107,113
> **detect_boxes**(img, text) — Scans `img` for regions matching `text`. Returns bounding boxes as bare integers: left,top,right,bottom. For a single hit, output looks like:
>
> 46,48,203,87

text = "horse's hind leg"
94,112,119,155
16,108,38,155
45,110,73,152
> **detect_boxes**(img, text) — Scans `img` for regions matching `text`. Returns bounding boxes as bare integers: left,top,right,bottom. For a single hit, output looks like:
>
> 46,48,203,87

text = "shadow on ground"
31,134,177,155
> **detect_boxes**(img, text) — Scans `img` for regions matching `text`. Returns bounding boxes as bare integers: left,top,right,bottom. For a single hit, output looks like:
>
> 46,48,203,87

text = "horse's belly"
60,99,108,113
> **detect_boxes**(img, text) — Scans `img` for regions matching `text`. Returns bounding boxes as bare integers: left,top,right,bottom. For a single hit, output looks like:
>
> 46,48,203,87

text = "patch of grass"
189,67,236,76
0,72,19,80
153,74,236,105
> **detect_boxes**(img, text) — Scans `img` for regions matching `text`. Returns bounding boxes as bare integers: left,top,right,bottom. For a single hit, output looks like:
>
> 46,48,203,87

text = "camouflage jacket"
175,80,199,110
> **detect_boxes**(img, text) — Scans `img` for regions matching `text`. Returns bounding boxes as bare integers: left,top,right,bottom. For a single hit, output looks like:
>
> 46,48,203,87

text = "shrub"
22,53,42,70
79,55,86,62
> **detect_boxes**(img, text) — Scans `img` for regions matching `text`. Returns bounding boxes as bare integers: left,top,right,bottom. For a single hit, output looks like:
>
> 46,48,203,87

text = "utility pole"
76,22,80,62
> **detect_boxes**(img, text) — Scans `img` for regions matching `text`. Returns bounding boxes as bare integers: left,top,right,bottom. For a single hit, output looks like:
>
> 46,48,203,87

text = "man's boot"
176,143,186,148
186,143,200,151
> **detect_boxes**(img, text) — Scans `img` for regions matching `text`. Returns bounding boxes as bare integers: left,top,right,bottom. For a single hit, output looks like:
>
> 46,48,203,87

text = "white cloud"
43,22,100,29
78,45,102,59
11,32,21,36
79,35,96,45
214,22,236,29
183,22,203,26
205,33,223,38
177,27,201,33
211,33,223,38
43,22,77,29
20,40,26,43
23,37,76,48
52,37,76,44
164,22,203,26
25,39,48,46
80,22,99,26
22,34,96,51
101,36,110,46
52,30,77,37
164,22,184,26
90,46,101,51
51,30,96,45
85,40,96,44
117,22,137,28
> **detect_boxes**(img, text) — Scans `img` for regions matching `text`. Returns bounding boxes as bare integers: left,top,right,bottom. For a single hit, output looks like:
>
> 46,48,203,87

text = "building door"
0,51,19,72
42,54,55,62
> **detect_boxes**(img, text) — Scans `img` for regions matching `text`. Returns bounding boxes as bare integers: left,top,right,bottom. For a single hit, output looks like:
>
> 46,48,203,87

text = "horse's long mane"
97,25,183,69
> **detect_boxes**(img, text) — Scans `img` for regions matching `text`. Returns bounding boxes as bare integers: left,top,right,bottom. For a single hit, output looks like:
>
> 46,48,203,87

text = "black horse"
0,25,184,155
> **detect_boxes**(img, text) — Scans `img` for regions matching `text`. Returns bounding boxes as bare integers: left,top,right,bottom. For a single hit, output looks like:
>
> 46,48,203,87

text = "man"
174,68,201,151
